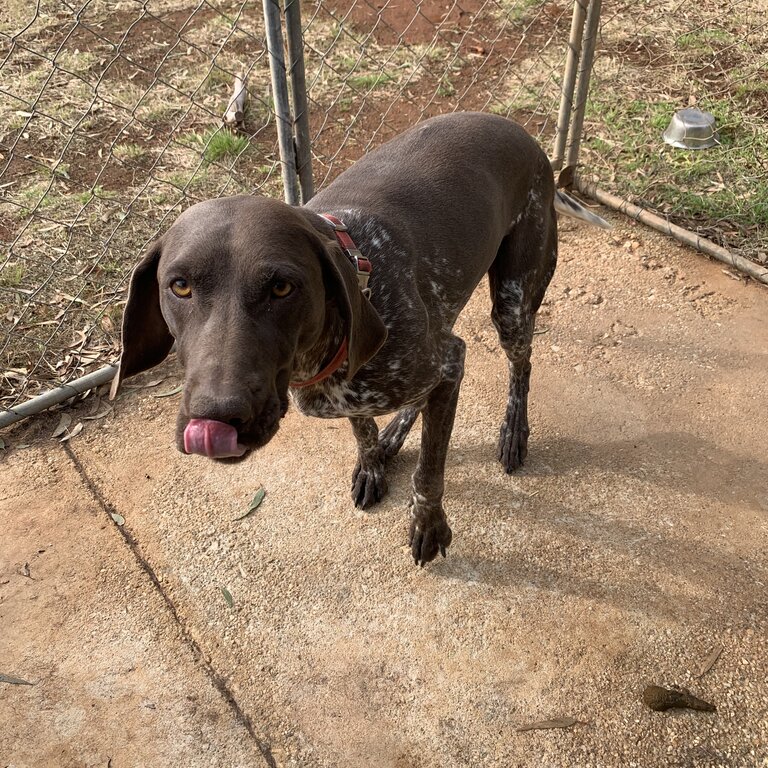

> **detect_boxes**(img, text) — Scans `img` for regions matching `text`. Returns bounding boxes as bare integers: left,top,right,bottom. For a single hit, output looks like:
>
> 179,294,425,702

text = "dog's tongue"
183,419,247,458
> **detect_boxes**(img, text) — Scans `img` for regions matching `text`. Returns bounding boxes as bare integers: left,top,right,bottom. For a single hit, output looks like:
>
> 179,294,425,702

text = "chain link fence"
1,0,281,412
579,0,768,263
2,0,575,416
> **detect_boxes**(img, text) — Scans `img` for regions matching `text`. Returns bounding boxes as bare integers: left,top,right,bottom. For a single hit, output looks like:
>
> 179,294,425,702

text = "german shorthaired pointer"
112,112,609,566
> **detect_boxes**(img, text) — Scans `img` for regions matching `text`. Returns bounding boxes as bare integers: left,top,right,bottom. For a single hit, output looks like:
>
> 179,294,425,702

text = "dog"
112,112,609,566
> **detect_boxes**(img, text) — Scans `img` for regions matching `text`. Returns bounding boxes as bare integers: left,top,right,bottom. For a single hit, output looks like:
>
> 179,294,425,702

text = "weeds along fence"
1,0,585,420
579,0,768,265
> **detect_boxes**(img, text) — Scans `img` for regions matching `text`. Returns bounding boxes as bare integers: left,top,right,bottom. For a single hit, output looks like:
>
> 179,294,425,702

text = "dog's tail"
554,190,612,230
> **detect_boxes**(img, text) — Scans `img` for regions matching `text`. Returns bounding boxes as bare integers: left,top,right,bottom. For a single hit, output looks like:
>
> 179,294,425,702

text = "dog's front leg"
409,336,465,566
350,417,388,509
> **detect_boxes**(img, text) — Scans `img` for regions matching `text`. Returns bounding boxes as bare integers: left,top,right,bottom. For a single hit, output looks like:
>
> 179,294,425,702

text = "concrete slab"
3,215,767,766
0,444,270,767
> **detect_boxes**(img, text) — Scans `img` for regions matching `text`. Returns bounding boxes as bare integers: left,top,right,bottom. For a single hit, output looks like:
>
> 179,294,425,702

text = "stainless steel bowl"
663,108,719,149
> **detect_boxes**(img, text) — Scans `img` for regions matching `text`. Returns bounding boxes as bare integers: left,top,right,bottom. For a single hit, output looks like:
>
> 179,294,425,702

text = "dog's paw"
351,461,388,509
497,419,529,473
408,496,452,566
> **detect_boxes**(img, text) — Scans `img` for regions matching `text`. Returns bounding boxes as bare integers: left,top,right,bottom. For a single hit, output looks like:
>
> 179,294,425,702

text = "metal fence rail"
2,0,577,418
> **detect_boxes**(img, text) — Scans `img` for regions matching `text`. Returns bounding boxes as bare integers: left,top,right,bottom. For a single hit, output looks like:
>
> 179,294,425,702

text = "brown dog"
112,112,608,565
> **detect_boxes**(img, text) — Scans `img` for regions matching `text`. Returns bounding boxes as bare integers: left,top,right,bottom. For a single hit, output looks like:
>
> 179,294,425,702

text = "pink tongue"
183,419,247,458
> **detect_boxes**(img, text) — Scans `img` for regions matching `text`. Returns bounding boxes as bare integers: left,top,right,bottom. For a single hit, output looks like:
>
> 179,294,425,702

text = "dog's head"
112,195,387,460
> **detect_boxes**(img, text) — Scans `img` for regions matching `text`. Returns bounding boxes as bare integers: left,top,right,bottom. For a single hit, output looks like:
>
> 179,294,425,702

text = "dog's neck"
291,303,347,385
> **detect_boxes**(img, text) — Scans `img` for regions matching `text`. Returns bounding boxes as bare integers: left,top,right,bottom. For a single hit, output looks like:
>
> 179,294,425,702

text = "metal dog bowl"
663,108,719,149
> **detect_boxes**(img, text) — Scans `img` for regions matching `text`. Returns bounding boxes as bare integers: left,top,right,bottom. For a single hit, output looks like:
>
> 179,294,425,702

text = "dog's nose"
188,394,254,428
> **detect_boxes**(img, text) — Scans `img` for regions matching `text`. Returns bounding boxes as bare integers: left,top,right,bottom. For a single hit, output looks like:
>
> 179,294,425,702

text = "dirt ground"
2,211,768,767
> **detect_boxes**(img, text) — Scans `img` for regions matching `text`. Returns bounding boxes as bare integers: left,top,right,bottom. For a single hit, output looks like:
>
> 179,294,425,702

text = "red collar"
290,337,349,388
319,213,372,297
289,214,372,389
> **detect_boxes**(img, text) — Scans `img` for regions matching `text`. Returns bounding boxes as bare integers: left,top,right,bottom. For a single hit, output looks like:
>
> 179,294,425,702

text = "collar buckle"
319,213,373,298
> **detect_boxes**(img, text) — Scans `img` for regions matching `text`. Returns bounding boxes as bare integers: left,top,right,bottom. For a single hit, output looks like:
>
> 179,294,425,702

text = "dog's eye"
271,280,293,298
170,278,192,298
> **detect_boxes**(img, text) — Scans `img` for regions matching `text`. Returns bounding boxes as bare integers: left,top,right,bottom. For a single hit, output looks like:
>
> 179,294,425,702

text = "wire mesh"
300,0,572,187
1,0,573,411
1,0,281,409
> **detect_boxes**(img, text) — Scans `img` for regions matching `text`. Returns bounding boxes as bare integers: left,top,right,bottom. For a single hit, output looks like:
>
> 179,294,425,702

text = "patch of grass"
164,168,210,193
499,0,543,23
489,81,551,121
677,28,734,52
0,262,25,287
52,162,71,179
182,129,250,164
585,94,768,254
204,65,234,91
346,71,396,90
55,49,97,74
76,185,118,205
14,181,58,212
437,75,455,98
113,143,146,162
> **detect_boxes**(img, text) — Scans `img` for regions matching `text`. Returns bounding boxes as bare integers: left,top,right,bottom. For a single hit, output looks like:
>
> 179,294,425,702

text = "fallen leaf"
233,486,266,520
0,673,34,686
152,384,183,398
516,717,579,732
124,377,165,390
0,438,5,450
697,644,723,678
221,586,234,608
110,512,125,525
60,422,83,442
52,413,72,437
82,405,112,421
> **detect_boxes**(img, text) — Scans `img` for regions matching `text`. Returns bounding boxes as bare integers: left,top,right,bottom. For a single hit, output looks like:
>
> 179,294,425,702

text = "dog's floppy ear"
318,239,388,379
110,239,174,399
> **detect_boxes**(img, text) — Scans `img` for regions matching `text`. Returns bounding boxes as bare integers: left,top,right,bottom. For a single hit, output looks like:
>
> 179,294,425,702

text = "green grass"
677,28,734,52
584,95,768,252
113,143,146,162
0,262,25,287
499,0,543,23
346,72,396,90
182,129,250,164
436,75,455,98
204,65,234,91
76,185,118,205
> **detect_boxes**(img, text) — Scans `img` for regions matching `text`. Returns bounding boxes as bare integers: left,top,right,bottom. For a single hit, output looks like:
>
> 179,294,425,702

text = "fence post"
566,0,601,169
284,0,314,203
262,0,300,205
552,0,588,170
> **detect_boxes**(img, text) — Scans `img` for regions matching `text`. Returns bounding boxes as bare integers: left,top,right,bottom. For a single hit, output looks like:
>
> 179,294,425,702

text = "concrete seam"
62,442,278,768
